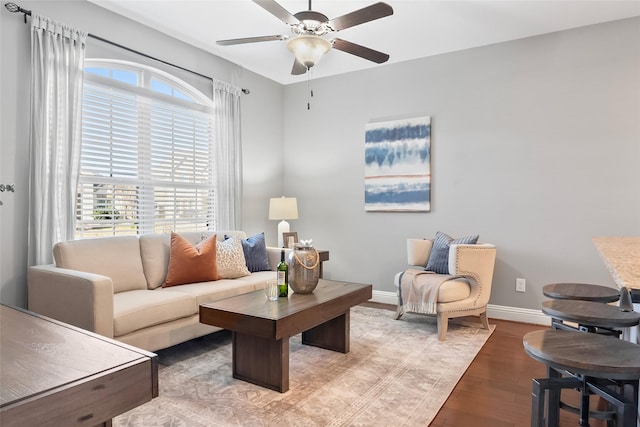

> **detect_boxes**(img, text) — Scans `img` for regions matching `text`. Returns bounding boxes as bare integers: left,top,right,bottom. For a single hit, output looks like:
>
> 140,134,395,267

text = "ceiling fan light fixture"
286,35,331,69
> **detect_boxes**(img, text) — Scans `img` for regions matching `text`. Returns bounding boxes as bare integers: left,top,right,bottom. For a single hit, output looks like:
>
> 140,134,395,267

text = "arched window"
76,59,216,237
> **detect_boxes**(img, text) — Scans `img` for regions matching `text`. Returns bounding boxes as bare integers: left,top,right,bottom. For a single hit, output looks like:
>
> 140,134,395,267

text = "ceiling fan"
217,0,394,75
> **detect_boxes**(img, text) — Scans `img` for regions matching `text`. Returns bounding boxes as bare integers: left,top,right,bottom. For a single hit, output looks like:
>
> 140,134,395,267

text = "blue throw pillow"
425,231,479,274
233,232,270,272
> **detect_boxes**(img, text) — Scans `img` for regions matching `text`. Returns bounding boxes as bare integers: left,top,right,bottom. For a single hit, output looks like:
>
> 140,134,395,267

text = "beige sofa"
28,231,282,351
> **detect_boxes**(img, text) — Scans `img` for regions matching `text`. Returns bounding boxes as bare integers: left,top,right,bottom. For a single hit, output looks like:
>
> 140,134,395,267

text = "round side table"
543,283,620,303
523,329,640,427
542,299,640,336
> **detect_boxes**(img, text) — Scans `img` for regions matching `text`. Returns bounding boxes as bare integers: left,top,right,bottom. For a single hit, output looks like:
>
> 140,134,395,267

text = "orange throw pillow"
163,232,218,287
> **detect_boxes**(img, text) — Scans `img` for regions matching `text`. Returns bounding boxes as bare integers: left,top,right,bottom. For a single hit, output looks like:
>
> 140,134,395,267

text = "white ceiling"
88,0,640,85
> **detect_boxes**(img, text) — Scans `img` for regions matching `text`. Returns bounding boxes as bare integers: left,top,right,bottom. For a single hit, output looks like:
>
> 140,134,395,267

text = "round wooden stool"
523,330,640,427
543,283,620,303
542,299,640,336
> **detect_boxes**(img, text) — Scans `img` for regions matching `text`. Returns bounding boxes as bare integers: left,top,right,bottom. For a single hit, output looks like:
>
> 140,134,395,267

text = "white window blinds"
76,60,216,237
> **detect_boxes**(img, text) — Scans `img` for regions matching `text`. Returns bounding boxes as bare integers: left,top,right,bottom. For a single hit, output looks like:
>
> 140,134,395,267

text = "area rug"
114,306,494,427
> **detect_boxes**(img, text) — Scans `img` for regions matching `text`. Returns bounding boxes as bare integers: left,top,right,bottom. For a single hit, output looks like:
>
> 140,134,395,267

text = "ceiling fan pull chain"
307,69,311,110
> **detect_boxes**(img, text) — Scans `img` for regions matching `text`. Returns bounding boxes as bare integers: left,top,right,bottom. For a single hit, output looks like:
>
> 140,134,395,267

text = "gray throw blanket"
398,269,460,315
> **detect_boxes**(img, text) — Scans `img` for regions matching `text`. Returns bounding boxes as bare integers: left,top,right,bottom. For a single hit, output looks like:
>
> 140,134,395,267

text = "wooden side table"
1,305,158,427
317,250,329,278
543,283,620,303
271,248,330,278
523,330,640,427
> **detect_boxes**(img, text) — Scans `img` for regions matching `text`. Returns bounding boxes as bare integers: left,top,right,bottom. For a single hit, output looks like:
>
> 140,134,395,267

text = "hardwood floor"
363,303,609,427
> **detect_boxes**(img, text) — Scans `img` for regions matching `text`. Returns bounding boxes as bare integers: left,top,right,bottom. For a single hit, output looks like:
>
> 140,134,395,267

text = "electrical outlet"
516,278,526,293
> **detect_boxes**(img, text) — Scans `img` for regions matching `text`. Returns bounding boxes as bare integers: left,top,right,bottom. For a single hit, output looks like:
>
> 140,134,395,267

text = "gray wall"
2,3,638,313
0,0,284,308
282,17,640,310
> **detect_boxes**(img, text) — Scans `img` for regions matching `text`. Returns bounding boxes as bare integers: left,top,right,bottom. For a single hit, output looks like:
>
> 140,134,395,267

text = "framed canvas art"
364,116,431,212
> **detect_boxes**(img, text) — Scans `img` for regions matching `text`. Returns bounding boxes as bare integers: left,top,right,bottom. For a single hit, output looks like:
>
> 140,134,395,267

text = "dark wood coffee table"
199,279,372,392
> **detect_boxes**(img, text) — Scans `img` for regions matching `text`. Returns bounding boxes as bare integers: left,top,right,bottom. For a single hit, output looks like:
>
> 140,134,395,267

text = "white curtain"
213,81,243,230
28,14,87,265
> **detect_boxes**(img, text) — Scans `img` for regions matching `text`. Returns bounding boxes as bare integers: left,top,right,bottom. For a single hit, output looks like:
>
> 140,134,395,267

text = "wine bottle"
277,248,288,297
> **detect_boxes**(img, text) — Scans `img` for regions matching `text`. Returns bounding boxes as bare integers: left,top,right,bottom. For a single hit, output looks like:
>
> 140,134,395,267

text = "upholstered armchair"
394,238,497,340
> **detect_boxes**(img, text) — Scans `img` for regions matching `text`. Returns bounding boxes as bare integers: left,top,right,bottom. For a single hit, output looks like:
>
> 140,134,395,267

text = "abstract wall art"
364,116,431,212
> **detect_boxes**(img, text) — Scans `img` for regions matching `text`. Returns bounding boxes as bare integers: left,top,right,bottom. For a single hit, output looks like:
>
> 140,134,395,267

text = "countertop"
592,237,640,290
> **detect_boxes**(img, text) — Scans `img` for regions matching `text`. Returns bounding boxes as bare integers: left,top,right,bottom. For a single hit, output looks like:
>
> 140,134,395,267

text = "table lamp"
268,197,298,248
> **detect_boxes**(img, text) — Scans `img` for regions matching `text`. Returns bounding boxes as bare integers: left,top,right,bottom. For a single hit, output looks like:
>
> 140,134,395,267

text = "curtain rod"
3,2,251,95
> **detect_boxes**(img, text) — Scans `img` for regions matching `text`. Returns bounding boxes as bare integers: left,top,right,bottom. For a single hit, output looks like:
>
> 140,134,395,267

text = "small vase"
287,243,320,294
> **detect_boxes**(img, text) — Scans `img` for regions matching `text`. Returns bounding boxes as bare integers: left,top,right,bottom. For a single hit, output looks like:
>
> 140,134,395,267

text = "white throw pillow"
216,236,251,279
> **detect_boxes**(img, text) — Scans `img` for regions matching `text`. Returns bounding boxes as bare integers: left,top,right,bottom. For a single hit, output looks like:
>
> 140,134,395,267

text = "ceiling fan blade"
217,35,287,46
326,2,393,31
253,0,300,26
291,59,307,75
332,38,389,64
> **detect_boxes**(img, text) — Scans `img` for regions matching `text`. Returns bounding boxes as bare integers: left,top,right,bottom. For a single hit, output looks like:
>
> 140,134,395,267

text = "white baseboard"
485,304,550,326
370,290,550,326
371,290,399,306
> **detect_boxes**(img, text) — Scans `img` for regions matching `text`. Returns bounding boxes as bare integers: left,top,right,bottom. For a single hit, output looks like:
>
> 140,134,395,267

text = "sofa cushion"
240,270,278,287
113,289,197,336
163,232,218,287
237,232,271,272
160,278,259,306
438,277,472,302
53,236,147,294
140,231,247,289
216,236,250,279
394,272,471,303
426,232,479,274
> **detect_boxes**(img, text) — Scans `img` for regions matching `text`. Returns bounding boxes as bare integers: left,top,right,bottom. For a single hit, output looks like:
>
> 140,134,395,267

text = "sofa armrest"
28,265,114,338
406,239,433,267
266,247,284,271
448,244,496,305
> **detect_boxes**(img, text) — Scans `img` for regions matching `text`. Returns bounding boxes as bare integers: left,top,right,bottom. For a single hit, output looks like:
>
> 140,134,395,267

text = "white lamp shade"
286,35,331,69
268,197,298,220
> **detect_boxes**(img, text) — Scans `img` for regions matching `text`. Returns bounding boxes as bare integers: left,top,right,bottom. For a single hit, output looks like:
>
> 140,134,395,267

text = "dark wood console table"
270,248,330,278
316,249,329,278
0,305,158,427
